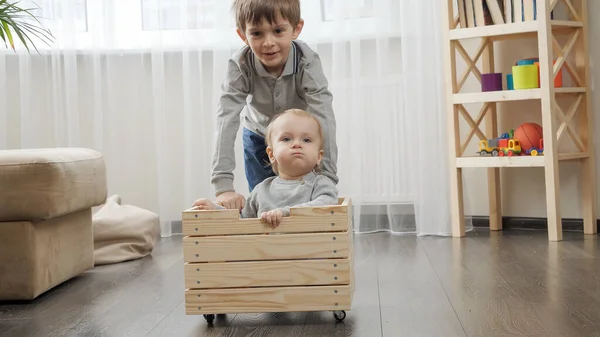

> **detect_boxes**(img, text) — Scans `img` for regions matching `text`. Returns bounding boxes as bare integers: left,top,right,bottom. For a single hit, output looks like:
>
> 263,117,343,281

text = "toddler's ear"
317,149,324,164
266,146,275,163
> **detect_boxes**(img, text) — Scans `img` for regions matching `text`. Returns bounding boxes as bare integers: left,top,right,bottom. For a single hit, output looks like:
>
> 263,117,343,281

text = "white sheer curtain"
0,0,472,237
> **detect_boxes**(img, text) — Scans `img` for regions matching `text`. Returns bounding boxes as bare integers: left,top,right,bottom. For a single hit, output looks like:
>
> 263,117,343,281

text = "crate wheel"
333,310,346,322
203,314,215,324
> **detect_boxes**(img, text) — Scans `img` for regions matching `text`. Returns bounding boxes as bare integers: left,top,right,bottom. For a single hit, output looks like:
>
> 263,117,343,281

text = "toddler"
194,109,338,227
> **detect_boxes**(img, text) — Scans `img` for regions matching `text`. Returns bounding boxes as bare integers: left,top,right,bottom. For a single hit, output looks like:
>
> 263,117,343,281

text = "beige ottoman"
0,148,107,300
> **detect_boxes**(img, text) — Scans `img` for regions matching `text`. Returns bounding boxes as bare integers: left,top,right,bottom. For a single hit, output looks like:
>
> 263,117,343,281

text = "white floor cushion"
92,195,160,266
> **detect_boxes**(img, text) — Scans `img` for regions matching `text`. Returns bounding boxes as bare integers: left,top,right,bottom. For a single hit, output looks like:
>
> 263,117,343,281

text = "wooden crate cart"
181,198,354,324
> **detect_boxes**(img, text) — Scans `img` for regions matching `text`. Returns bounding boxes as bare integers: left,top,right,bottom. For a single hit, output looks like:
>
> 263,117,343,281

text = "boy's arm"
298,55,339,185
211,59,250,196
279,176,339,216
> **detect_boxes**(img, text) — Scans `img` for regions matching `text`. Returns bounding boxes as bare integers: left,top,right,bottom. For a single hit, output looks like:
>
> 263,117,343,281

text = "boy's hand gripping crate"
181,198,354,324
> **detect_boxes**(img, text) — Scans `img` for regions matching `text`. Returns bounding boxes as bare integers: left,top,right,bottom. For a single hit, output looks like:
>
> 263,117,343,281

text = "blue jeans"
243,128,275,191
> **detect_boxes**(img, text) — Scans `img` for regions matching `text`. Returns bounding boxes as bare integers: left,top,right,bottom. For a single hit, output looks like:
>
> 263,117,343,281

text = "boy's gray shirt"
240,171,338,218
211,40,338,196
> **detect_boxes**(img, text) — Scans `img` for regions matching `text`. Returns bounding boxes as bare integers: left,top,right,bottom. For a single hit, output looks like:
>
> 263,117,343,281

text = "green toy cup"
512,65,539,89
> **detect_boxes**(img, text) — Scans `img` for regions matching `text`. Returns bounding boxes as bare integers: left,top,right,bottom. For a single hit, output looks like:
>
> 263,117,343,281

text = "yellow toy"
477,132,522,157
181,198,354,324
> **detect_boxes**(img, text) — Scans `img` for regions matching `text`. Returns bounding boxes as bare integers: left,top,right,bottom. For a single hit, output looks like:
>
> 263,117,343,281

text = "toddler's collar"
274,170,318,185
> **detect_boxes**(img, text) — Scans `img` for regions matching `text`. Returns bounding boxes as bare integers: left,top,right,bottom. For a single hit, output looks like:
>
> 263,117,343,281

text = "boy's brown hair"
265,109,324,175
232,0,301,33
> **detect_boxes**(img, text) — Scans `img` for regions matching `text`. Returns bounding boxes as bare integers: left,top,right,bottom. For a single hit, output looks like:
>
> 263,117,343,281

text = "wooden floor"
2,229,600,336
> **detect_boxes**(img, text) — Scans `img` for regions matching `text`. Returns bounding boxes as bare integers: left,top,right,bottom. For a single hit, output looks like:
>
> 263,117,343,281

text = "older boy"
211,0,338,210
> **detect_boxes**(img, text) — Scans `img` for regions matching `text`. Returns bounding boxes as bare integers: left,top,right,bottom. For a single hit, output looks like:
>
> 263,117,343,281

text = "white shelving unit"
441,0,596,241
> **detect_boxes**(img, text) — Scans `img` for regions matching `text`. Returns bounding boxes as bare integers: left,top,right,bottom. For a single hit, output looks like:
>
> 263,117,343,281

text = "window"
24,0,88,32
141,0,215,31
8,0,397,51
321,0,374,21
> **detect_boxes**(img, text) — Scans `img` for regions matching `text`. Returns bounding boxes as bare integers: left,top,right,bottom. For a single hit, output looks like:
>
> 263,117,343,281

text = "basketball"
514,122,543,151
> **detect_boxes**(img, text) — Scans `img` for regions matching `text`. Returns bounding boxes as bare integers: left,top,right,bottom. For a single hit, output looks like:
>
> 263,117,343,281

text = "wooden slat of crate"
183,231,350,263
184,258,350,289
182,214,348,236
185,285,352,315
182,198,351,236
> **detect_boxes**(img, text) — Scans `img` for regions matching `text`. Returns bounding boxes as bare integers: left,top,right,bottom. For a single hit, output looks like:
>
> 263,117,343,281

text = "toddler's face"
237,12,303,77
267,114,323,179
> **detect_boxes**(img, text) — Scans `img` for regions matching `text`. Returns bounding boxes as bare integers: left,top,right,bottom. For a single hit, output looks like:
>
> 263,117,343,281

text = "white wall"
457,2,600,220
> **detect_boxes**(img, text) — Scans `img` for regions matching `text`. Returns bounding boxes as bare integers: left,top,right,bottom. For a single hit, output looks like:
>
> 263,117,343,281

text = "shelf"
456,156,544,168
448,20,583,41
453,87,586,104
453,89,539,104
456,152,589,168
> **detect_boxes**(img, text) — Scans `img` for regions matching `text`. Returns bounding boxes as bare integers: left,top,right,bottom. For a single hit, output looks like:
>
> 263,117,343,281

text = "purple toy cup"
481,73,503,92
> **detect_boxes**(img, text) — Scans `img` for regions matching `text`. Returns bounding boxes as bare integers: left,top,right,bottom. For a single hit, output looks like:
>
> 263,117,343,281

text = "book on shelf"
457,0,552,28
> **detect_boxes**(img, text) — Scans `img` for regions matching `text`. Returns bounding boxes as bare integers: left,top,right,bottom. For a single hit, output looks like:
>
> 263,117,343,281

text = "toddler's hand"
192,198,218,210
260,209,283,228
216,191,245,211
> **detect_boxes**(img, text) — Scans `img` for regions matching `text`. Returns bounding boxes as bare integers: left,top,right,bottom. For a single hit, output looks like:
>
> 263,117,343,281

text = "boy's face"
237,13,304,77
267,113,323,180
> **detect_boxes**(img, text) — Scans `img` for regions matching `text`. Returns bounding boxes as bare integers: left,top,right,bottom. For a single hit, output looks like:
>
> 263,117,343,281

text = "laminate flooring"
2,229,600,337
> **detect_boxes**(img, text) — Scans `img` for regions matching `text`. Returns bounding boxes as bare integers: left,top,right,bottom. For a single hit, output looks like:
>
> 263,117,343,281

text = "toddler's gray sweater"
240,171,338,218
